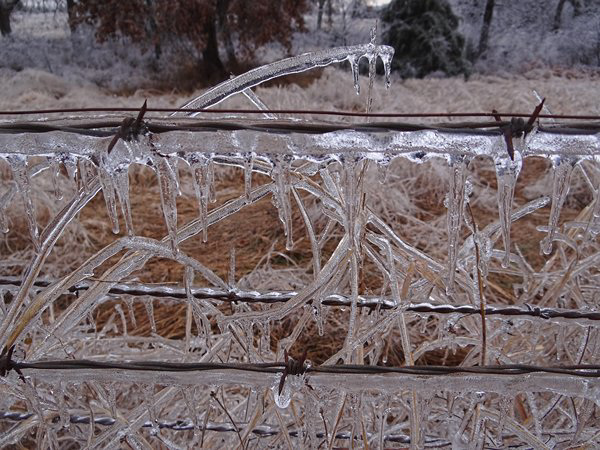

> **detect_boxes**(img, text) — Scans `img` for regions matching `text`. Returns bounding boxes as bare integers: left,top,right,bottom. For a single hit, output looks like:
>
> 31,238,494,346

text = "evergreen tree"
381,0,470,78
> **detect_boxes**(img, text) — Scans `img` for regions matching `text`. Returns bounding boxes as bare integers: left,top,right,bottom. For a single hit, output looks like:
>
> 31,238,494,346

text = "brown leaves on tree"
69,0,309,75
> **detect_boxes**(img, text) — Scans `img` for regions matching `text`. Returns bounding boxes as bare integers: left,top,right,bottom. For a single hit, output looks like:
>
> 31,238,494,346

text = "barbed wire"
2,354,599,378
2,277,599,325
0,106,599,120
0,412,428,444
1,117,600,136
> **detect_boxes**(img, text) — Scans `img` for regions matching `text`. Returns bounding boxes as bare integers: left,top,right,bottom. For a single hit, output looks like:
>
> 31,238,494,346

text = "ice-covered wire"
0,412,424,444
2,356,600,378
0,107,599,120
1,118,600,136
2,277,598,325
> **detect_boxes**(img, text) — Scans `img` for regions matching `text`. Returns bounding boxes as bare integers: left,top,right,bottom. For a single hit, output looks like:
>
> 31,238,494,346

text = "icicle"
366,22,378,114
47,157,63,200
58,152,77,184
445,156,468,293
79,159,96,194
7,155,39,250
541,157,576,255
380,52,392,89
494,151,522,268
272,156,293,250
187,155,211,242
243,153,254,204
97,164,120,234
155,156,179,254
366,54,376,114
348,54,360,95
272,366,304,409
207,158,216,204
377,153,392,184
110,168,133,236
172,158,182,196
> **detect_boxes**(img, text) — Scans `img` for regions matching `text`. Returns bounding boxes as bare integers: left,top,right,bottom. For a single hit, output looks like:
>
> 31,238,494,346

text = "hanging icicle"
154,155,180,255
445,155,469,294
541,156,577,255
494,149,522,267
7,155,40,251
272,155,294,250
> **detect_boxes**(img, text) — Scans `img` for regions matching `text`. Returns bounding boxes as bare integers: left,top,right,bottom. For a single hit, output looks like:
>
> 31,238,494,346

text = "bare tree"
0,0,20,37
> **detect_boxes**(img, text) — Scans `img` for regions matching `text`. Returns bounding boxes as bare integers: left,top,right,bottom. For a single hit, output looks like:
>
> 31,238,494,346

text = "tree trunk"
66,0,77,33
202,19,225,81
317,0,325,30
554,0,567,30
144,0,161,60
0,0,19,37
327,0,333,28
217,0,237,70
477,0,495,58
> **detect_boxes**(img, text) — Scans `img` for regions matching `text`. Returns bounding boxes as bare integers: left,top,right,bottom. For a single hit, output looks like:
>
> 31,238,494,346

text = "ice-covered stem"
0,179,101,347
5,184,271,353
174,44,394,115
541,157,577,255
445,155,469,293
466,203,487,366
292,187,321,277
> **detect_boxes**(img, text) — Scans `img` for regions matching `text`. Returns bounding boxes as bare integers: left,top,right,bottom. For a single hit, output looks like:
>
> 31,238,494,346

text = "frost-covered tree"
68,0,308,80
381,0,470,78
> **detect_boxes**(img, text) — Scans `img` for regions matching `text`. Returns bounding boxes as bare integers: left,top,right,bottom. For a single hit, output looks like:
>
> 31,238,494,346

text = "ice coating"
173,43,395,114
0,44,599,449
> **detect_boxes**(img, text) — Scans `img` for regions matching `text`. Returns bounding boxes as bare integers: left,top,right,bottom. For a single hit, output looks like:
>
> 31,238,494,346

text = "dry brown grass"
2,147,590,368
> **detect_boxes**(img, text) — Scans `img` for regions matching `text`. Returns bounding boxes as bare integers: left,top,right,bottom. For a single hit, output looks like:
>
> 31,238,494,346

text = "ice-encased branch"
173,44,394,115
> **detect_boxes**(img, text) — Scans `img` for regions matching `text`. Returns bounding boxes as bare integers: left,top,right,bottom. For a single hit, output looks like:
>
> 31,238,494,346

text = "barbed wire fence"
1,103,600,448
